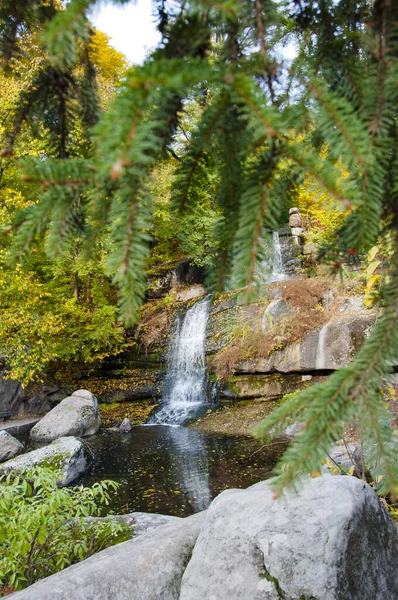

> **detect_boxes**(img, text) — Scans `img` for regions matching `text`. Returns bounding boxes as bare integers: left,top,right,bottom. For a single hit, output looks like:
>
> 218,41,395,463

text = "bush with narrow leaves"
0,468,130,596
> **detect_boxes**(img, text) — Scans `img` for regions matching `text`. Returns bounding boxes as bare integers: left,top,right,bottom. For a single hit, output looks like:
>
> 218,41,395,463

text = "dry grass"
272,278,329,310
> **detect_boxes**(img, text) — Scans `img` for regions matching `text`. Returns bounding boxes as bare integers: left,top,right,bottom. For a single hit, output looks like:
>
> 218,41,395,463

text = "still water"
80,425,286,517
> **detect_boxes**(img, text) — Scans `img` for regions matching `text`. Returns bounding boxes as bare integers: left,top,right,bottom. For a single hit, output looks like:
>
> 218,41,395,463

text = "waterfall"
150,297,211,426
261,232,287,284
315,323,329,370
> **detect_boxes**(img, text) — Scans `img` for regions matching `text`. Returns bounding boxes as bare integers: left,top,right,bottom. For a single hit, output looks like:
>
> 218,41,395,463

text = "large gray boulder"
0,430,24,462
0,436,89,486
30,389,100,442
180,476,398,600
10,511,206,600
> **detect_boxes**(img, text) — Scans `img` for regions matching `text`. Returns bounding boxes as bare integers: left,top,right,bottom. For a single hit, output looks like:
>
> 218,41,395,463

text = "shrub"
0,468,131,596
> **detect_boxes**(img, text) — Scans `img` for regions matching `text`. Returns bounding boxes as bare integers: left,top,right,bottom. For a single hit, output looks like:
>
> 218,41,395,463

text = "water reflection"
80,425,286,516
165,426,211,512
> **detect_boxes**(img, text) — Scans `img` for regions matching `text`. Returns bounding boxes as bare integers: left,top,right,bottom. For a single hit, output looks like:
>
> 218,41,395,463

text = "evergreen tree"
2,0,398,494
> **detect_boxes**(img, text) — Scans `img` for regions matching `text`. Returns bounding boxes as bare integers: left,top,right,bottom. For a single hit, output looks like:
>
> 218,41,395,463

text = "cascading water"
150,297,212,426
315,323,329,370
261,232,288,284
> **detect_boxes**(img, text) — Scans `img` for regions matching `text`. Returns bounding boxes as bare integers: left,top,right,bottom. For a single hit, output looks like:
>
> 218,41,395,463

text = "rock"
96,512,181,537
323,443,362,475
99,381,162,403
229,373,328,400
339,295,365,313
235,312,375,374
0,371,26,417
147,259,206,300
180,476,398,600
320,287,335,310
30,389,100,442
284,422,303,437
0,437,89,486
278,231,303,274
289,211,303,228
0,417,40,437
0,430,24,462
42,385,69,407
261,299,289,331
147,268,178,299
119,418,133,433
175,285,206,302
303,241,319,256
27,394,51,415
10,511,206,600
218,386,236,402
290,226,303,237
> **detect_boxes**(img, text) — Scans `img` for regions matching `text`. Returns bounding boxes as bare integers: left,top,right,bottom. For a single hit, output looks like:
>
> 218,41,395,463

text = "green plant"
0,468,131,595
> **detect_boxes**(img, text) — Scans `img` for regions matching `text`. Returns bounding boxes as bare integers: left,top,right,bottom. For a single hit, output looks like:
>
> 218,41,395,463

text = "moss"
261,565,287,599
190,399,277,437
99,399,158,427
40,452,67,472
79,405,94,419
228,381,239,396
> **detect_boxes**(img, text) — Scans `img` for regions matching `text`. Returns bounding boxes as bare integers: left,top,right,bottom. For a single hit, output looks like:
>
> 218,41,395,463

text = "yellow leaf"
366,273,380,292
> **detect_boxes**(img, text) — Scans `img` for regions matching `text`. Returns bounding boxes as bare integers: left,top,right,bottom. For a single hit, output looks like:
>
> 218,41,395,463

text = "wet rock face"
30,389,100,442
0,436,89,486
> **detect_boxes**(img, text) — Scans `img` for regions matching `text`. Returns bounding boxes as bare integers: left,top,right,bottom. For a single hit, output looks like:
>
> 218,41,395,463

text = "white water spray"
151,297,211,425
315,323,329,370
261,232,288,284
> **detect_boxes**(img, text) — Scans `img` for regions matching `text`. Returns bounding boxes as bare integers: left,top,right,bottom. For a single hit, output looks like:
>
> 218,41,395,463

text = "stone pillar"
288,207,304,246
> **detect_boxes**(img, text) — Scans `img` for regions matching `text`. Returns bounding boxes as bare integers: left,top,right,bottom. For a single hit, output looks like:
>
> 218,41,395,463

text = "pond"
79,425,286,517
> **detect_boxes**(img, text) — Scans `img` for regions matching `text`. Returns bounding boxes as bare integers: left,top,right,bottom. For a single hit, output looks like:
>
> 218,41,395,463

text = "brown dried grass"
272,278,329,310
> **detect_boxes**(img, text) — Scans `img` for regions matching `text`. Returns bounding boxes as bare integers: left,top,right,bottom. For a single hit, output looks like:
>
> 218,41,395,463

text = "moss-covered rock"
0,436,89,486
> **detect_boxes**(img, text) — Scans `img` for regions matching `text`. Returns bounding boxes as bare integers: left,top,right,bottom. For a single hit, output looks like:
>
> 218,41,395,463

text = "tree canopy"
1,0,398,495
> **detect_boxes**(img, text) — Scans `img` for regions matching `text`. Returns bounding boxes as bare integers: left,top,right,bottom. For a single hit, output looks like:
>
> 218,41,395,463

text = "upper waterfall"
150,297,212,426
261,231,288,284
